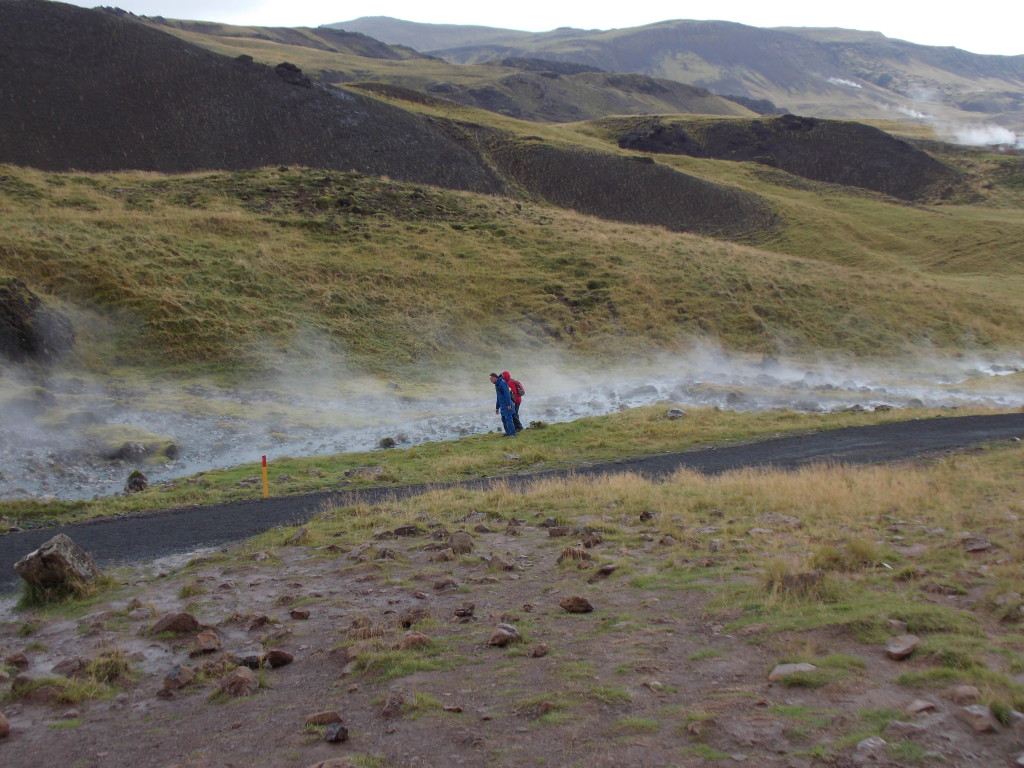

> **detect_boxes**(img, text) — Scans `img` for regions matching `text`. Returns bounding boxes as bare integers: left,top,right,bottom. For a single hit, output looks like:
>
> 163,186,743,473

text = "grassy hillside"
1,155,1023,378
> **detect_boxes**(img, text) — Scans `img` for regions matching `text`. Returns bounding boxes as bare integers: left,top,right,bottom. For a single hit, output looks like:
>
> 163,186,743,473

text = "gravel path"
2,411,1022,593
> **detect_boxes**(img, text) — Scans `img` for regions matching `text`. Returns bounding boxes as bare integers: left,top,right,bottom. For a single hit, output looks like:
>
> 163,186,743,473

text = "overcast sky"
61,1,1022,56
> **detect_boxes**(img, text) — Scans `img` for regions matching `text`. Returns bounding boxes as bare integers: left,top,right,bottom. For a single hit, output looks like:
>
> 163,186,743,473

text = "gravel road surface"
2,412,1021,593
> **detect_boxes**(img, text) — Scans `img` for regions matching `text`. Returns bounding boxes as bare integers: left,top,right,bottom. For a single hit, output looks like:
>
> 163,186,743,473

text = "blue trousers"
500,408,517,436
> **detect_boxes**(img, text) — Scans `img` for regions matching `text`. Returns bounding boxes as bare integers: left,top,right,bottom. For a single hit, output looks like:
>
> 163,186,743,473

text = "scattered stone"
381,689,413,717
659,534,678,546
245,615,272,631
14,533,102,591
447,531,474,554
290,609,310,620
856,735,887,752
531,643,550,658
548,526,574,537
883,720,927,737
375,547,397,560
557,546,590,564
397,632,431,650
644,680,665,692
399,607,429,628
152,612,202,635
666,408,685,420
887,619,908,634
51,658,85,678
488,554,515,571
264,649,294,668
454,603,475,618
905,699,937,715
412,590,429,600
778,570,823,595
559,595,594,614
324,722,349,743
442,705,463,713
393,524,420,537
946,685,982,705
433,577,458,591
581,532,603,548
285,528,310,546
190,630,222,657
473,524,494,533
124,469,148,493
587,563,617,584
5,652,29,669
757,512,801,529
163,664,195,691
488,623,521,647
885,634,920,660
639,510,656,522
955,704,999,732
768,662,817,682
305,710,343,726
961,535,992,552
218,666,259,697
234,654,264,670
429,548,456,562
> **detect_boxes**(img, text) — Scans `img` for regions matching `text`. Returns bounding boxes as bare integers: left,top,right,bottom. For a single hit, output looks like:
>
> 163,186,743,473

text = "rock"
13,533,102,590
905,699,937,714
51,658,85,678
886,619,908,634
961,535,991,552
531,643,550,658
190,630,222,656
5,652,29,669
323,722,349,743
767,662,817,681
447,531,474,554
428,548,456,562
393,524,420,537
377,436,396,449
581,532,603,548
559,595,593,613
955,704,1000,732
0,277,75,363
124,469,149,493
488,554,515,571
397,632,432,650
454,602,475,618
883,720,927,737
399,607,429,628
548,526,574,537
885,634,920,660
433,577,458,591
0,710,8,738
219,667,259,697
557,546,590,564
264,649,294,668
152,612,202,635
285,527,310,545
639,510,656,522
381,689,413,717
163,664,195,691
305,710,343,726
488,624,521,647
666,408,685,420
856,735,887,752
117,441,149,463
290,609,310,620
946,685,982,704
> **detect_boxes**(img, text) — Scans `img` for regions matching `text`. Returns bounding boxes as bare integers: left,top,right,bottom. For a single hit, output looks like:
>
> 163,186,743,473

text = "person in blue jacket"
489,372,517,436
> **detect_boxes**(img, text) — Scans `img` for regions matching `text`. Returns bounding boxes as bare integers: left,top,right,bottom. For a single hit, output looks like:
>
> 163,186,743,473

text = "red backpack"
512,379,525,398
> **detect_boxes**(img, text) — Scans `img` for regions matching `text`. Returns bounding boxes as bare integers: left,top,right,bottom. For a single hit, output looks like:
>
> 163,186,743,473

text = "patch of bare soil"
1,511,1021,768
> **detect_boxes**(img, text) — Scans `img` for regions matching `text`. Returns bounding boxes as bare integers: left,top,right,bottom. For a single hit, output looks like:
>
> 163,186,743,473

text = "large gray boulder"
14,534,101,589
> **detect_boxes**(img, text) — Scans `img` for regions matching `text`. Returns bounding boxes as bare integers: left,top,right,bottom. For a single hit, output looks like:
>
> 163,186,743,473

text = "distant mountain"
332,17,1024,135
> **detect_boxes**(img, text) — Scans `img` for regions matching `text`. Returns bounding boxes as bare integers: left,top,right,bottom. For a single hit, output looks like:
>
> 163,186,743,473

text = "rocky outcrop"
13,534,101,590
0,278,74,363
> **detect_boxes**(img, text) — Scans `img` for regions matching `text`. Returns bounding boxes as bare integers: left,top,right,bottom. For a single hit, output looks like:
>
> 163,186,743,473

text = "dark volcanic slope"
0,0,504,193
2,412,1022,593
614,114,964,201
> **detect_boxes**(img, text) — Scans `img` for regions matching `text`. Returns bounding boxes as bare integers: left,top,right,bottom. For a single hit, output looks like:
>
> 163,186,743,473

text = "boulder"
14,534,101,590
151,612,202,635
219,666,259,697
0,277,75,363
124,469,148,494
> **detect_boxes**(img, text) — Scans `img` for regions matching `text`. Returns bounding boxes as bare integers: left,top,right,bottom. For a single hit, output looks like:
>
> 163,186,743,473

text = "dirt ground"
3,501,1023,768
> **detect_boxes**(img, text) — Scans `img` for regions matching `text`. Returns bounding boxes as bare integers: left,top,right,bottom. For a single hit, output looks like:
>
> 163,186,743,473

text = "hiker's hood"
501,371,512,382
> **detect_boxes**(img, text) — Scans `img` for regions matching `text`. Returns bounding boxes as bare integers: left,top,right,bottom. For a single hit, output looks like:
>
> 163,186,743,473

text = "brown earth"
2,509,1021,767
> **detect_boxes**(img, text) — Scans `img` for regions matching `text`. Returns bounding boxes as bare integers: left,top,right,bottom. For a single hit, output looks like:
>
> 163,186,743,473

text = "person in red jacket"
501,371,525,432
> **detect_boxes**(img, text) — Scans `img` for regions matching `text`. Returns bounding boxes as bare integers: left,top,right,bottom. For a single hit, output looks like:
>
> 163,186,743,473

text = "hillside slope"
0,0,505,193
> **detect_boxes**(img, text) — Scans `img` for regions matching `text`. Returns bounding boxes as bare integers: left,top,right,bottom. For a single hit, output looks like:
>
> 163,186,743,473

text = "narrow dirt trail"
2,412,1022,593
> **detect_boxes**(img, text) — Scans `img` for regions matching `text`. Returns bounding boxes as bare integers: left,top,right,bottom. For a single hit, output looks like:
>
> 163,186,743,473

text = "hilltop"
333,17,1024,135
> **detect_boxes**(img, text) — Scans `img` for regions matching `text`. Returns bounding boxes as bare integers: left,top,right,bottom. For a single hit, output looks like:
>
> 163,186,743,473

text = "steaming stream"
1,348,1022,502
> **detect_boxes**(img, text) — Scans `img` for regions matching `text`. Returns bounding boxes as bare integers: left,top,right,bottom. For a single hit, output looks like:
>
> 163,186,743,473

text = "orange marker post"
261,455,269,499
